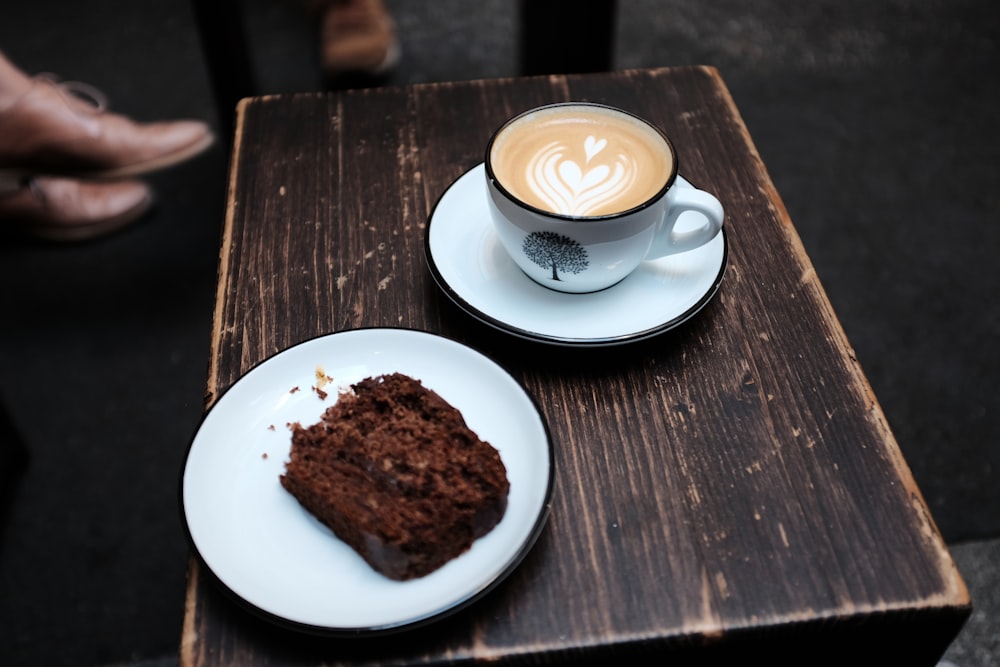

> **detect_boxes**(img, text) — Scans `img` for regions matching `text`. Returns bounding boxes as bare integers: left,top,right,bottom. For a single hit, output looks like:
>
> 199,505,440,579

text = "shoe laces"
35,73,110,114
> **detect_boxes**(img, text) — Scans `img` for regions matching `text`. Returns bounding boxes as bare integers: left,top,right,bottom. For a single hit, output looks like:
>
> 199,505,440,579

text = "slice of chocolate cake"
280,372,510,580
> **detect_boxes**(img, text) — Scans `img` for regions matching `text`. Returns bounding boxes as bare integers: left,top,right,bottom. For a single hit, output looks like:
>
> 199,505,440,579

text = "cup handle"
645,187,724,259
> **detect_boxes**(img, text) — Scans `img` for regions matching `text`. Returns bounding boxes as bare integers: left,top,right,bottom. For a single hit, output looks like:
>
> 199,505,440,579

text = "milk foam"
490,106,672,217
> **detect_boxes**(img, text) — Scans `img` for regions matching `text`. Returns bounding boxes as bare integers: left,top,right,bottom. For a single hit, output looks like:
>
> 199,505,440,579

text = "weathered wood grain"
184,67,969,666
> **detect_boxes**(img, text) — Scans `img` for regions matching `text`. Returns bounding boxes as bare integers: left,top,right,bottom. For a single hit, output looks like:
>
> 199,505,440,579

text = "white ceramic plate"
182,328,553,634
425,163,727,346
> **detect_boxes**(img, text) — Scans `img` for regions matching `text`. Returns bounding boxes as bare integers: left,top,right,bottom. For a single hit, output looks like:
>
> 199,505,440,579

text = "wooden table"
180,66,970,665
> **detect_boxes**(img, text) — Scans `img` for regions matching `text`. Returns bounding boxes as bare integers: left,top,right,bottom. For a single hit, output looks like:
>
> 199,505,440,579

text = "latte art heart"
527,137,639,216
489,104,674,217
584,135,607,161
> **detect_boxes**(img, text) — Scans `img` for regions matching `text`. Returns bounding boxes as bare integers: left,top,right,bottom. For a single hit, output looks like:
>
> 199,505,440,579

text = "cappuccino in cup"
488,104,675,217
485,103,724,293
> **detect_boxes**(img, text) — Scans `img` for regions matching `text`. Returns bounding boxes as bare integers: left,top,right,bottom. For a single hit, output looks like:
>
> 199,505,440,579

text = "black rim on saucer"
424,165,728,347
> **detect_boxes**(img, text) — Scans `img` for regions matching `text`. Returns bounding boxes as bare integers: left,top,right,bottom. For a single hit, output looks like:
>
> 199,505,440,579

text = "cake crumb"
290,386,300,394
313,385,328,400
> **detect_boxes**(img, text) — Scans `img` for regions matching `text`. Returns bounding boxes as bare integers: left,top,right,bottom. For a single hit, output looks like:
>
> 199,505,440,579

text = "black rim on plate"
180,327,555,636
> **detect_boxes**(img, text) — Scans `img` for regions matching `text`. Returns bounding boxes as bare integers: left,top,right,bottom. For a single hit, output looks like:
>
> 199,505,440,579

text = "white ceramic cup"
485,102,724,293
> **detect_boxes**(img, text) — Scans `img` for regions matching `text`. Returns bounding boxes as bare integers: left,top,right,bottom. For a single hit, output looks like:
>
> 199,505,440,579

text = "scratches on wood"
188,67,970,666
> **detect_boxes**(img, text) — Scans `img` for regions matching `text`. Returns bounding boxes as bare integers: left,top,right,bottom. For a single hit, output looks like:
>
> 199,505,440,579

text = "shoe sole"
0,131,216,184
324,36,402,89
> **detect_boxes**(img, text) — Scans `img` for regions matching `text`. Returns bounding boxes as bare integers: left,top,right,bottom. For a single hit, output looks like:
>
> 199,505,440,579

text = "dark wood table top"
180,66,970,666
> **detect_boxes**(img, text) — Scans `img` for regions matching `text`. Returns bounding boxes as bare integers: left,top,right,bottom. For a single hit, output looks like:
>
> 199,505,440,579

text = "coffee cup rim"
485,102,679,222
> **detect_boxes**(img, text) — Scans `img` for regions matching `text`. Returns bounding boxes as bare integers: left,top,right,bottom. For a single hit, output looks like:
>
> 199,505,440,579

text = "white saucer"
425,164,728,346
182,328,553,635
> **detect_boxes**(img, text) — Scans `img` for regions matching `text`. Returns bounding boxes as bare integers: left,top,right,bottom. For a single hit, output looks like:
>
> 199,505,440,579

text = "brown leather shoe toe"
0,77,215,181
320,0,401,85
0,176,154,242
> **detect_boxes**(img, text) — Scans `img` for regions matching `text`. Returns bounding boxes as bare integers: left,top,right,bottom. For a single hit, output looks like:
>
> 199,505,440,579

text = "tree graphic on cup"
522,231,589,282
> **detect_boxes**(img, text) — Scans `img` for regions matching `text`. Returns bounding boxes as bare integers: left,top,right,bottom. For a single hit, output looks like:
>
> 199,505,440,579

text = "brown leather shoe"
320,0,401,86
0,176,153,242
0,77,214,182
